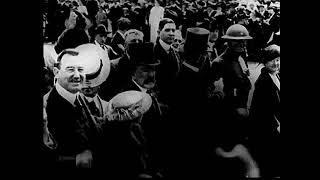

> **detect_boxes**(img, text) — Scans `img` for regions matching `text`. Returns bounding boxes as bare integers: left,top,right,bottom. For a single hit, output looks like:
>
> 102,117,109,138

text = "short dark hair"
54,49,79,69
117,17,132,31
158,18,175,31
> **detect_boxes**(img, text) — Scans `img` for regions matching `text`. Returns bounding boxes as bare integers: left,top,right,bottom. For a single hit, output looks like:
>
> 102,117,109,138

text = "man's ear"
157,30,161,36
53,67,60,77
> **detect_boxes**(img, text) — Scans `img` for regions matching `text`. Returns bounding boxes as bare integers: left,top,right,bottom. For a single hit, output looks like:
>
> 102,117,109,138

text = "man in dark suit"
110,17,131,57
168,27,224,178
42,46,100,168
153,18,181,107
118,42,165,178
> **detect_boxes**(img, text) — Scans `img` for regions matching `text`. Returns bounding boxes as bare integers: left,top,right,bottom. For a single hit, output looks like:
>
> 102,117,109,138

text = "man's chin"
68,86,82,94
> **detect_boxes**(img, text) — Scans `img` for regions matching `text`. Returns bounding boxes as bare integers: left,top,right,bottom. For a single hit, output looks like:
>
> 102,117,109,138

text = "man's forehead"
60,54,86,67
162,23,176,30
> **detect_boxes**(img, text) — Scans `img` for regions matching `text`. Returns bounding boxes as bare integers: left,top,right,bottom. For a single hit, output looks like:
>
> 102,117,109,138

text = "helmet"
222,24,252,40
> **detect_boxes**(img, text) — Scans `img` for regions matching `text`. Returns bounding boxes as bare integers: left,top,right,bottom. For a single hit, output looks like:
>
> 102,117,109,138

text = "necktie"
146,89,162,116
169,47,180,74
88,100,101,117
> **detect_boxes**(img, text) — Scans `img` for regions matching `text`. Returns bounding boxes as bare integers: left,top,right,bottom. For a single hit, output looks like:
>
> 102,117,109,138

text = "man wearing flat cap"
42,46,102,168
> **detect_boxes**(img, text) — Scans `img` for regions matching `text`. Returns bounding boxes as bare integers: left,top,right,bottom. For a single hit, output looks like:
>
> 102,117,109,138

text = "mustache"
144,77,155,84
69,76,84,83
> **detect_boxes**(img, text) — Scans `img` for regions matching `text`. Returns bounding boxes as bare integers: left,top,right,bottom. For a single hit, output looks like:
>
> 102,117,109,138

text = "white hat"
106,90,152,121
74,43,111,87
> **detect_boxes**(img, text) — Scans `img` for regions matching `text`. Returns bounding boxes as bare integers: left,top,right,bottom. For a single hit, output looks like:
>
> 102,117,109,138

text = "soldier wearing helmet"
213,24,259,178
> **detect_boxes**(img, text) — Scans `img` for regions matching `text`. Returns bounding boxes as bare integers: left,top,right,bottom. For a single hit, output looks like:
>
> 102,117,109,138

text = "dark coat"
99,80,162,177
166,58,218,178
220,50,252,109
213,50,252,151
248,67,280,177
119,79,167,174
153,39,181,106
110,31,126,56
44,87,99,167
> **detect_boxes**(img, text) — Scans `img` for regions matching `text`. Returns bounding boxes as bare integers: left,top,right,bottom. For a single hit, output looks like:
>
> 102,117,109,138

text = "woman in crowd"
248,44,280,178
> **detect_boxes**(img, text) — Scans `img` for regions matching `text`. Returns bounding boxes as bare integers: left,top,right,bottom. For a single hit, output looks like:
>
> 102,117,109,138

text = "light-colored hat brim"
106,91,152,121
222,35,253,40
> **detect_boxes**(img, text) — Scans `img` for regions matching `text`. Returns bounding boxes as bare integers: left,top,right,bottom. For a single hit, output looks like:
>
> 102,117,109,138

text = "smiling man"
43,47,101,168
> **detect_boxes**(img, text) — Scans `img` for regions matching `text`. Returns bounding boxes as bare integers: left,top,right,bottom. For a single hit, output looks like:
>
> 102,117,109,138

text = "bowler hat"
127,42,160,66
95,24,111,37
74,43,111,87
164,9,178,20
183,27,210,58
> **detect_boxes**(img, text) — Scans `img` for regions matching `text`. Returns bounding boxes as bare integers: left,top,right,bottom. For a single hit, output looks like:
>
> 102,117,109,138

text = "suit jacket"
248,67,280,177
44,87,99,167
153,39,181,106
119,79,166,173
110,31,125,56
99,80,157,176
167,62,217,178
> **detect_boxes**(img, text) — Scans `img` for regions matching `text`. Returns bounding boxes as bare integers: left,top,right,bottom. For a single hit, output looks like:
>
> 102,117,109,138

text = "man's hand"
76,150,93,168
236,107,249,118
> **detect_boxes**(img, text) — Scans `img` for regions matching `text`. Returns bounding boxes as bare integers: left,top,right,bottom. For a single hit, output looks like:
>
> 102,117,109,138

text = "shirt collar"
269,72,280,91
84,94,98,103
94,40,100,46
55,82,79,106
117,30,125,40
132,78,148,93
159,39,171,53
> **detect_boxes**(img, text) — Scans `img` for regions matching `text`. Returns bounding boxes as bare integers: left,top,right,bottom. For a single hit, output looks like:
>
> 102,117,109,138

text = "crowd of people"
41,0,280,178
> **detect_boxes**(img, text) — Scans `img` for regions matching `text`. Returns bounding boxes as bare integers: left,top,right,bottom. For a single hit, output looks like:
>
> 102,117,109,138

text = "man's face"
228,40,247,53
209,29,219,42
159,23,176,45
81,85,100,98
54,55,85,94
96,34,107,44
172,31,183,50
132,65,156,89
265,57,280,74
